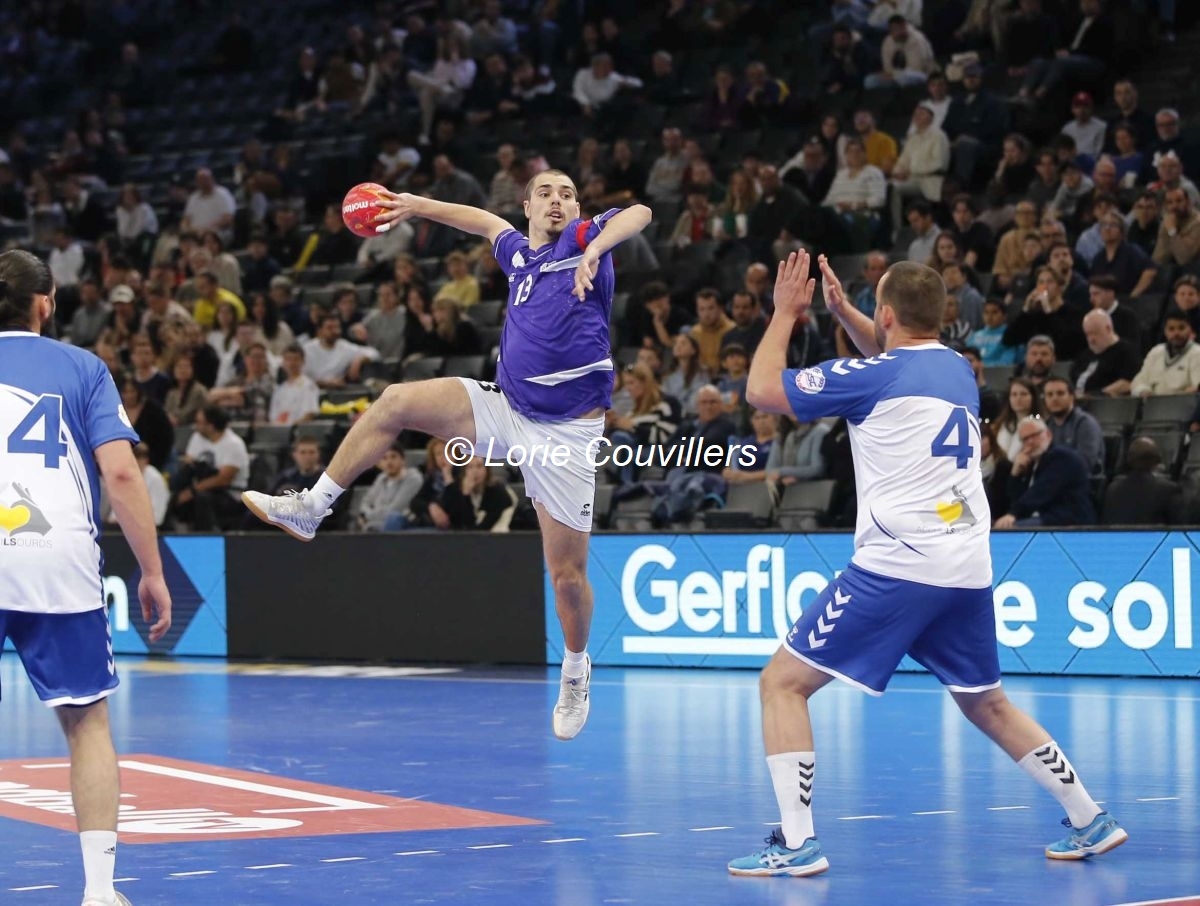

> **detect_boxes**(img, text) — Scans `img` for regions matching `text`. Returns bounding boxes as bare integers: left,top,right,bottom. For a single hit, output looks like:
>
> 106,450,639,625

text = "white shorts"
459,377,603,532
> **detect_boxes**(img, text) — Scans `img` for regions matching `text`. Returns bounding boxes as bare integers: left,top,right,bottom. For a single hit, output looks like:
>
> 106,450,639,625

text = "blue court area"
1,658,1197,906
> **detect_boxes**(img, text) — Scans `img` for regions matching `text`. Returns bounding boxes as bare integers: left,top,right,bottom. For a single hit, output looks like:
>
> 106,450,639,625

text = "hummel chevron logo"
1034,744,1076,785
829,353,898,375
808,588,851,648
798,761,814,807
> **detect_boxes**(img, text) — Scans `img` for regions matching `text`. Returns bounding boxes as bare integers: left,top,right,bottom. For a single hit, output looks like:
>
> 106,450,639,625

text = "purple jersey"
492,208,619,420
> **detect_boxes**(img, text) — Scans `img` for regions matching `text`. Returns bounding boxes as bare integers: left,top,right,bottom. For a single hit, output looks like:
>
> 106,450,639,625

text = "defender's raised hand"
773,250,816,320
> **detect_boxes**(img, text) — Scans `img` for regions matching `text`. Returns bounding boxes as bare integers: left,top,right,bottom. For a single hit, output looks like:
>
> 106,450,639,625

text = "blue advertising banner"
104,536,228,657
551,532,1200,677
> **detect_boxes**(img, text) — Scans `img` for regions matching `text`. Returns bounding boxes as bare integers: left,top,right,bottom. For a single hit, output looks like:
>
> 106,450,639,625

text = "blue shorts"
0,608,119,707
783,563,1001,696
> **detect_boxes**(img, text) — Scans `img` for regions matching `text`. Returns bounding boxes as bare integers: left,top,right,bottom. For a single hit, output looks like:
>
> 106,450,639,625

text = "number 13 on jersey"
931,406,975,469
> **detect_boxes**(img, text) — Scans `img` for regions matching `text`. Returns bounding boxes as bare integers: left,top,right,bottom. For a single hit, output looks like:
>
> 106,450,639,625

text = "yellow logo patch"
0,504,32,533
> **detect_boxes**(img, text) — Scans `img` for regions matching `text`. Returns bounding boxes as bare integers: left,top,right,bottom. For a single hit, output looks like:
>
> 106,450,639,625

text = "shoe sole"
728,857,830,877
553,718,588,741
241,492,315,542
1045,827,1128,860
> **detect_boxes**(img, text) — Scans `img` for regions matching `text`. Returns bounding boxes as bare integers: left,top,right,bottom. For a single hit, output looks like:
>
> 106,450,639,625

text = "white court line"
170,871,216,877
1137,796,1181,802
20,763,70,769
987,806,1030,811
614,832,659,838
114,878,138,882
468,844,513,850
245,864,292,870
1107,897,1200,906
321,857,366,862
913,810,955,815
690,826,734,831
542,837,585,843
11,886,58,892
118,759,385,814
838,815,887,820
395,850,440,856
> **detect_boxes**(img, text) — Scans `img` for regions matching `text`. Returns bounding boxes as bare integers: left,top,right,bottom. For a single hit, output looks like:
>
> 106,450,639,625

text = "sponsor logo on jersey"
511,250,526,268
0,482,52,540
934,485,977,528
795,368,825,394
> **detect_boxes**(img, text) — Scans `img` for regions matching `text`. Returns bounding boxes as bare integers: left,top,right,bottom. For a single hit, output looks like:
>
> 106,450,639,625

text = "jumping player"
243,172,651,741
727,251,1126,876
0,249,173,906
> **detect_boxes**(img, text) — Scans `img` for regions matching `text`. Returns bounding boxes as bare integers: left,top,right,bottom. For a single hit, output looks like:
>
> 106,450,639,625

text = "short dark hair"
877,261,945,334
201,404,230,431
523,169,576,202
283,342,306,357
1089,274,1119,292
1042,375,1073,395
642,280,670,301
1164,307,1190,325
0,249,53,331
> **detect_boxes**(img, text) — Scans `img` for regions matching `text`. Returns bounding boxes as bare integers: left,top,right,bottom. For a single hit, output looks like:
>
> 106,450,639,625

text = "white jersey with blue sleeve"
783,344,991,589
0,332,139,614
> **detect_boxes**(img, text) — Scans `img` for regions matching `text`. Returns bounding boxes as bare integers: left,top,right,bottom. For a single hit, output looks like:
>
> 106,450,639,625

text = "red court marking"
0,755,545,843
1110,898,1200,906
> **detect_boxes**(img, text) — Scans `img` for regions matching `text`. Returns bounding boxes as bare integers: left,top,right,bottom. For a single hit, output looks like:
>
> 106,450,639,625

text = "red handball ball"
341,182,390,238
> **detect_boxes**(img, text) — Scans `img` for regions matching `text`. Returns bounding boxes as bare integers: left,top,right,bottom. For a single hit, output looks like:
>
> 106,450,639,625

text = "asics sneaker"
1045,812,1127,860
552,656,591,740
242,489,331,541
728,828,829,877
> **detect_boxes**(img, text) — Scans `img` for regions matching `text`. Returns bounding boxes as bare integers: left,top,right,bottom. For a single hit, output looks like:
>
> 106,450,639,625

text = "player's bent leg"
760,647,832,755
243,378,478,540
951,687,1127,860
729,648,832,878
539,505,594,741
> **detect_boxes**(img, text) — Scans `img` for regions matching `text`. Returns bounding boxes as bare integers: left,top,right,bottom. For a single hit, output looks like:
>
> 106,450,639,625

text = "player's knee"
760,654,809,700
958,690,1010,730
552,566,587,606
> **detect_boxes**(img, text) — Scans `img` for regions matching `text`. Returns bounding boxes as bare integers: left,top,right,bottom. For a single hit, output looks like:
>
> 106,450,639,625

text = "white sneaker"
552,656,591,741
82,892,132,906
242,489,331,541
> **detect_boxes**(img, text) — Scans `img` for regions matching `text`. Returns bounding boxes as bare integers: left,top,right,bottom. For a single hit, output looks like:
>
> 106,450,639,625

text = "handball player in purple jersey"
243,171,651,740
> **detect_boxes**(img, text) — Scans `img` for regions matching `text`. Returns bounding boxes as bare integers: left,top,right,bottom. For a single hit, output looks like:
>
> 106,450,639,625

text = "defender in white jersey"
727,252,1126,878
243,171,652,741
0,250,172,906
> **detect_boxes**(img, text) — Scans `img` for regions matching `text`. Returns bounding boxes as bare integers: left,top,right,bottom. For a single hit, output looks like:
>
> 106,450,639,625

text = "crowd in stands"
2,0,1198,534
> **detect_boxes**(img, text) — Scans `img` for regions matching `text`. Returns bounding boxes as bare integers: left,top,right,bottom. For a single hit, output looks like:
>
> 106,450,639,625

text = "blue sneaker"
1045,812,1128,860
728,828,829,877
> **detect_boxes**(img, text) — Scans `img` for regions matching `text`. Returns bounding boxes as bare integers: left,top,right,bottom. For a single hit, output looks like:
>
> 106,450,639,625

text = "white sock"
80,830,117,900
1018,741,1101,828
561,648,588,678
306,473,345,513
767,752,815,849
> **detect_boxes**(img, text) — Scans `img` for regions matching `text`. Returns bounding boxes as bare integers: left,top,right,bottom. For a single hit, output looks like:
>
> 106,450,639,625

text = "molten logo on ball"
341,182,390,238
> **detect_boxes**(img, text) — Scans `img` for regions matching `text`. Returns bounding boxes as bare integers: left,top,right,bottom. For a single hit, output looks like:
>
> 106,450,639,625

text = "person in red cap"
1061,92,1107,159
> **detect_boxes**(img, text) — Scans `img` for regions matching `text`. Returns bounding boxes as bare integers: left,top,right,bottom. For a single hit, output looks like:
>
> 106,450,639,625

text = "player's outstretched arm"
374,192,513,245
96,440,173,642
573,204,652,299
746,251,816,415
817,255,882,357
